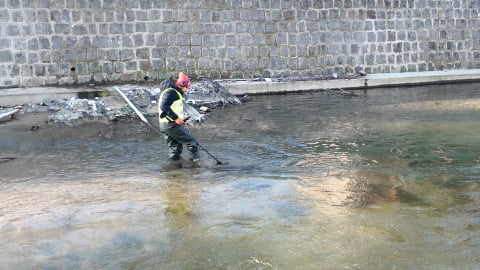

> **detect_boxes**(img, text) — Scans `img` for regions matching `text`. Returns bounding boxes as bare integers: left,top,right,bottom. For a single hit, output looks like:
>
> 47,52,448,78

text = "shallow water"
1,83,480,269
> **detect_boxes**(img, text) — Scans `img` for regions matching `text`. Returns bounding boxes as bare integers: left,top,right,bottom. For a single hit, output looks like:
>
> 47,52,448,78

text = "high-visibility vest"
159,88,184,123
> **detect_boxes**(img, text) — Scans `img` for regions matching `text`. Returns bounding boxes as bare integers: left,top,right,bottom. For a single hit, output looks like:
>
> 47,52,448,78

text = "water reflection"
1,83,480,268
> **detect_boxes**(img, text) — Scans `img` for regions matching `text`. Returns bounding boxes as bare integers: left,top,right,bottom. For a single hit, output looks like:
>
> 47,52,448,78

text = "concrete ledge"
0,87,90,106
2,70,480,106
224,69,480,95
223,79,363,95
364,69,480,88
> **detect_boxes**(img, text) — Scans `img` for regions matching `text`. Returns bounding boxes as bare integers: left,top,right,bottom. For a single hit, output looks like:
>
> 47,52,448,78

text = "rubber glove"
174,118,184,125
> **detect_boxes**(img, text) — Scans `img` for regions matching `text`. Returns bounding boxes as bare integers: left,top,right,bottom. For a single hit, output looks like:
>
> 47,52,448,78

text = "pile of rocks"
8,78,242,125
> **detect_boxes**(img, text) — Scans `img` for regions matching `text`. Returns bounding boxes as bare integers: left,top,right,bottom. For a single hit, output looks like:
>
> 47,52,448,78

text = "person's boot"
162,158,183,171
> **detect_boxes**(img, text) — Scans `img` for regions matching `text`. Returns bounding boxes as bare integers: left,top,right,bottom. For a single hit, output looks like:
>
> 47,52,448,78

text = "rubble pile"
187,78,242,106
4,79,242,125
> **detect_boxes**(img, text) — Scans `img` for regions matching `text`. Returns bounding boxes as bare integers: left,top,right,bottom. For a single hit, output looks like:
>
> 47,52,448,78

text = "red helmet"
175,72,191,88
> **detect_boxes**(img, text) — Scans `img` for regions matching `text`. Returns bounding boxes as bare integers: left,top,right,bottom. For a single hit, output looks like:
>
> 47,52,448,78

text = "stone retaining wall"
1,0,479,87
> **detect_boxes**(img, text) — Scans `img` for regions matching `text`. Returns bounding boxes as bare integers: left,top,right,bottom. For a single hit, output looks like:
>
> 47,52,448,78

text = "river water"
1,83,480,269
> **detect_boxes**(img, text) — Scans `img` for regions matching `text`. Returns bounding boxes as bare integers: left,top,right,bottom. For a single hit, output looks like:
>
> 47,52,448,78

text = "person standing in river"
158,72,200,164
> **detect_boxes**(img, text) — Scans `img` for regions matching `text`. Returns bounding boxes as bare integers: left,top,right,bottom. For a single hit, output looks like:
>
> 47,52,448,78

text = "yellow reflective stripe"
159,88,184,123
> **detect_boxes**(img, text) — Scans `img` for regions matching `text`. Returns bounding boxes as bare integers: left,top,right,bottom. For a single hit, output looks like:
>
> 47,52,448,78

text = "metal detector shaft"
113,86,163,136
197,143,225,165
113,86,227,165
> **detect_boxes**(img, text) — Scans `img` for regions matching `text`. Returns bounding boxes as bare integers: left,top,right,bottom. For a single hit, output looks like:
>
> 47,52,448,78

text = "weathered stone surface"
1,1,480,88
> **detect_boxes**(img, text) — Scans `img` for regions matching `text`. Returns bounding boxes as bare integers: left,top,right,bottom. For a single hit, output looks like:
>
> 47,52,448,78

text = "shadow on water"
1,83,480,268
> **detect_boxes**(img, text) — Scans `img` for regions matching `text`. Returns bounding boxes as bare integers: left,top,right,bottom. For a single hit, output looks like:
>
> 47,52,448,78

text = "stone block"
176,34,190,46
12,52,25,64
151,48,166,59
124,61,137,71
190,47,201,58
107,49,119,61
25,38,39,51
13,39,27,50
135,48,149,59
5,24,19,37
151,59,165,70
327,43,343,54
27,52,40,64
38,51,50,63
109,23,124,34
93,36,109,48
197,59,209,69
133,34,144,47
34,64,46,76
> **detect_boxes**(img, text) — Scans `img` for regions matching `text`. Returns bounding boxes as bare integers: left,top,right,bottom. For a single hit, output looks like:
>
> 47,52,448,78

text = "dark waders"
159,121,200,161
